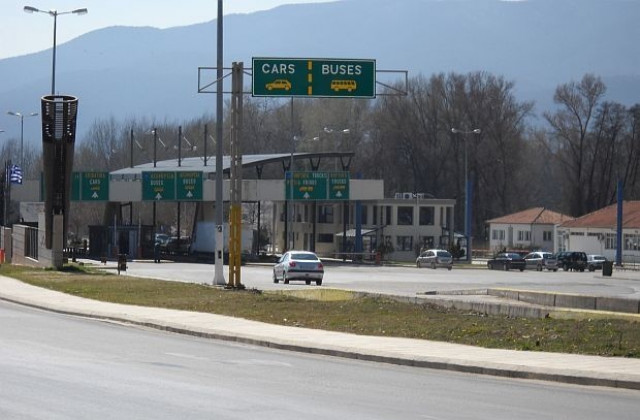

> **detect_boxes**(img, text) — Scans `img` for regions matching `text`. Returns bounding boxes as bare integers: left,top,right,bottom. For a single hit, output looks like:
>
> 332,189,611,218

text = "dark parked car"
487,252,526,271
556,251,588,272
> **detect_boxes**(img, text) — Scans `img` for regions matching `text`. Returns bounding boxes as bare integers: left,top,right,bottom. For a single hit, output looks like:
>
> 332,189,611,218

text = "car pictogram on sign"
265,79,292,91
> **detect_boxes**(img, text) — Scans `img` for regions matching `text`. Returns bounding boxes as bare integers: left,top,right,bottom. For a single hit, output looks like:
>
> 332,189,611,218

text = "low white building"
486,207,573,253
272,193,456,261
558,201,640,263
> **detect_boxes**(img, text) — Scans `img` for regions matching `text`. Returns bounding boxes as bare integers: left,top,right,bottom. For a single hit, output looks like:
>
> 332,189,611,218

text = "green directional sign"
142,171,176,201
285,171,350,200
286,171,327,200
80,171,109,201
70,172,81,201
253,58,376,98
328,171,350,200
176,171,203,201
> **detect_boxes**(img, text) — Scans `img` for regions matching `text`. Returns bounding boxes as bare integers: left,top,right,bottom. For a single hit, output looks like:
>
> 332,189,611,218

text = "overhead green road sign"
69,172,109,201
70,172,81,201
142,171,176,201
81,171,109,201
253,58,376,98
328,172,349,200
286,171,350,200
176,171,203,201
286,171,327,200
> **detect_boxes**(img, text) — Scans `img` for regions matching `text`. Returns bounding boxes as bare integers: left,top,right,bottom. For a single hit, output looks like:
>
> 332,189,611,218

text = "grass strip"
3,264,639,358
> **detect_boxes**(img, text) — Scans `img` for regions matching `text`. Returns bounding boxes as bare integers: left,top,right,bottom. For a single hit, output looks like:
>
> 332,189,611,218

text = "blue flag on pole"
9,164,23,184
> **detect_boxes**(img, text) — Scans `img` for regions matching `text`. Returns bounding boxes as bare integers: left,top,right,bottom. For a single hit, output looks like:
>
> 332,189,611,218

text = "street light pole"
451,127,481,263
7,111,38,168
24,6,88,95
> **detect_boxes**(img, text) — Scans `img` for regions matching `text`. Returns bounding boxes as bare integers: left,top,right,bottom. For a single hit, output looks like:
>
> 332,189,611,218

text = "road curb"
2,276,640,390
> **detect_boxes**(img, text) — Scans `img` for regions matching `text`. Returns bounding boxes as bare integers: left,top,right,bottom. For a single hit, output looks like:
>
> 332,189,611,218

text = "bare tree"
544,74,606,216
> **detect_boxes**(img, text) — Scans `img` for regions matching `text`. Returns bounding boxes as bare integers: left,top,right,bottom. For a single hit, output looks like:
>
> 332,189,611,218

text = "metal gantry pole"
51,11,57,94
464,135,469,262
228,62,244,288
289,98,295,251
451,128,480,263
213,0,226,285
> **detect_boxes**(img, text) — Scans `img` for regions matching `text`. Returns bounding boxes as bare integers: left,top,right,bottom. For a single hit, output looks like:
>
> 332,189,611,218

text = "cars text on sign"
252,58,376,98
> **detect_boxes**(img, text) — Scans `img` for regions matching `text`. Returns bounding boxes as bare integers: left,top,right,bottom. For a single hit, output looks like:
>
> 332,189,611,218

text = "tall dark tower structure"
41,95,78,250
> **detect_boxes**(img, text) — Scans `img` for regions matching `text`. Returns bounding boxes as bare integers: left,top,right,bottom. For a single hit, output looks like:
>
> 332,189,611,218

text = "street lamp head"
7,111,38,119
72,8,88,15
451,127,481,135
23,6,39,13
323,127,350,134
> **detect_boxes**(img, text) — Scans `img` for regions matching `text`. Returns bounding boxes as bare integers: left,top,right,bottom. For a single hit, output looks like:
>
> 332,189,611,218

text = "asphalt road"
2,300,639,419
109,260,640,300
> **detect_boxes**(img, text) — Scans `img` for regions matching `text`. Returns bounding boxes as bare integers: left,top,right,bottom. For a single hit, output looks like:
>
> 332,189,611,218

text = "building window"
317,233,333,243
361,205,368,225
492,229,505,240
419,206,434,225
418,236,434,250
396,235,413,251
318,205,334,223
624,234,640,251
605,233,616,250
397,206,413,225
373,206,378,225
543,231,553,241
517,231,531,241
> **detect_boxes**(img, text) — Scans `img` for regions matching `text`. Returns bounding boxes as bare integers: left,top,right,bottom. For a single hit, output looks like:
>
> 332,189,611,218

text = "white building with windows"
557,201,640,263
486,207,572,252
272,193,456,261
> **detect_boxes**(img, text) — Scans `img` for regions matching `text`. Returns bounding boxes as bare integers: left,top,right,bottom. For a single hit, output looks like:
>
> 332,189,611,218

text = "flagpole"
3,160,9,226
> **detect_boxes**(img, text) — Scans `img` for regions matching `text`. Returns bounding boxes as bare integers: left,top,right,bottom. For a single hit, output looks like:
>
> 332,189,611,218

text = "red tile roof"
560,201,640,229
486,207,573,225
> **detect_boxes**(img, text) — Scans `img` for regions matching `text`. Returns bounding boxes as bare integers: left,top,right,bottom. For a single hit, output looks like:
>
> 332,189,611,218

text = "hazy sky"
0,1,336,59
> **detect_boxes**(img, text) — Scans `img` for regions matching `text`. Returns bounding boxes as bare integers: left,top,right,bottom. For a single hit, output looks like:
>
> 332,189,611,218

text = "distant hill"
1,0,638,143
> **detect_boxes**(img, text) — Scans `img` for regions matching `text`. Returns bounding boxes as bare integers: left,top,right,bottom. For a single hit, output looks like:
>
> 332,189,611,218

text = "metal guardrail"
618,255,640,271
330,252,381,264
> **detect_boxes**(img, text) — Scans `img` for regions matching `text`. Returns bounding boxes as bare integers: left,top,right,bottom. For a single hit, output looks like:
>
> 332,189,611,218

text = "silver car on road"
416,249,453,270
523,252,558,271
273,251,324,285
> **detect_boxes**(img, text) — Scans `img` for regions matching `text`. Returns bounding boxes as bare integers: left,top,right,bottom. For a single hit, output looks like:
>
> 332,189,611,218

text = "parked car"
487,252,526,271
587,254,607,271
166,236,191,255
556,251,588,272
273,251,324,285
416,249,453,270
154,233,171,249
523,251,558,271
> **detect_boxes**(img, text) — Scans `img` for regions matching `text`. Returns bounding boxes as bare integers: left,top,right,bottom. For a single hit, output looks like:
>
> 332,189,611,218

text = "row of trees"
3,72,639,246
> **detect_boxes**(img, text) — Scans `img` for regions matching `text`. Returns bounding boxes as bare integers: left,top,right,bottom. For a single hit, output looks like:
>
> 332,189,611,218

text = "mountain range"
1,0,638,143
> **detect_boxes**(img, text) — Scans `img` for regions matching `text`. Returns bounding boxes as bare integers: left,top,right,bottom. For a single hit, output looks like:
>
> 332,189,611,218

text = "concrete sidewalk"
1,275,639,390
